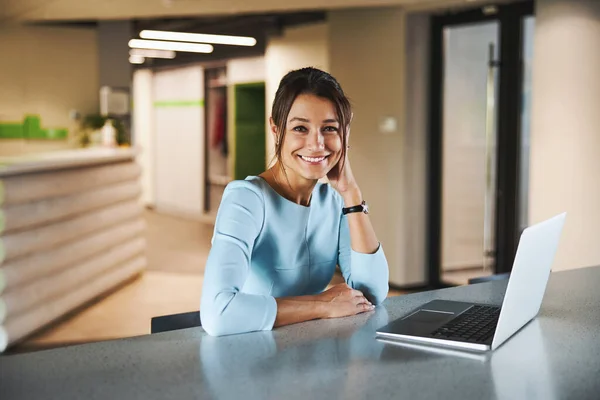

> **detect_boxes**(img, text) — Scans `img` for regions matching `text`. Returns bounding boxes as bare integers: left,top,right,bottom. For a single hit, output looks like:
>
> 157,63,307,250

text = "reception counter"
1,266,599,399
0,147,146,351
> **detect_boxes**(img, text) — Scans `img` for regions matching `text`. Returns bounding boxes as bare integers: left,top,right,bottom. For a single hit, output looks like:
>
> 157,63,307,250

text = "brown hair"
271,67,352,177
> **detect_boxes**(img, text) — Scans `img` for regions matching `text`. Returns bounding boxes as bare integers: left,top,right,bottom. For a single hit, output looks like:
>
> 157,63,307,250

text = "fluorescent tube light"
140,30,257,47
483,5,499,15
129,49,176,59
129,55,145,64
128,39,213,53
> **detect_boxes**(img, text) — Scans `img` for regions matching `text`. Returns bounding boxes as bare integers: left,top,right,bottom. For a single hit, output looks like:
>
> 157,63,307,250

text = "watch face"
362,201,369,214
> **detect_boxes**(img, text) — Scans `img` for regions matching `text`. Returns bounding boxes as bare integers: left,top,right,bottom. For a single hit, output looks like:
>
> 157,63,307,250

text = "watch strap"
342,200,368,215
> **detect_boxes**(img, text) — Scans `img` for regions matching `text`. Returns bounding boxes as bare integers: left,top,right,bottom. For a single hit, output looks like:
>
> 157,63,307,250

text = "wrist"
311,295,329,319
316,302,327,319
341,187,362,207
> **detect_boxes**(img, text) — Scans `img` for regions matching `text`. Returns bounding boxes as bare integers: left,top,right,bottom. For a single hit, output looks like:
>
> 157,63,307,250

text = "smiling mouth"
298,155,330,164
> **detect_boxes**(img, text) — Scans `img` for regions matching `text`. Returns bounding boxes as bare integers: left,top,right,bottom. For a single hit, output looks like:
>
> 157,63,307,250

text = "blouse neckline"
252,175,317,210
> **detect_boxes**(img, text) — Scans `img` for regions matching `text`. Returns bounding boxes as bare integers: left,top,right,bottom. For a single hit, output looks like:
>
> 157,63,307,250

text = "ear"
269,117,278,143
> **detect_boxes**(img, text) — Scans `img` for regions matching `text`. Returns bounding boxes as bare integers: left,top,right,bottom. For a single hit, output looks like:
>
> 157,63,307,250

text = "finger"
354,296,371,307
353,296,372,307
357,303,375,313
350,289,366,299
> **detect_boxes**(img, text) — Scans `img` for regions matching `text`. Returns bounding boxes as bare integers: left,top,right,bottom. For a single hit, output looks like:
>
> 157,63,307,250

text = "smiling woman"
200,67,389,336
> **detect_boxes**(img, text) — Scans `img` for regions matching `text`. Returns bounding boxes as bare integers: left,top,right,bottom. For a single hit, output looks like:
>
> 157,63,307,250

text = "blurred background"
0,0,598,353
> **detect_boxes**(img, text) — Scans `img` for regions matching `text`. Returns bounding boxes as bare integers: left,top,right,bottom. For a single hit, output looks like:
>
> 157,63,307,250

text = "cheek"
326,136,343,153
326,138,343,167
280,137,301,162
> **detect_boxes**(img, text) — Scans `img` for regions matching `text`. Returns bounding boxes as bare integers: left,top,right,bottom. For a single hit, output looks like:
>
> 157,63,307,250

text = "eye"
292,126,308,133
323,126,339,133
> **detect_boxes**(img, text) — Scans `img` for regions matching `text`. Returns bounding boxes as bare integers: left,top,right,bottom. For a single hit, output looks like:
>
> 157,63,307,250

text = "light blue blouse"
200,176,389,336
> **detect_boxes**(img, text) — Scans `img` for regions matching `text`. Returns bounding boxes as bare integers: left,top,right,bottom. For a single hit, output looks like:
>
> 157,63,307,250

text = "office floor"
15,210,403,352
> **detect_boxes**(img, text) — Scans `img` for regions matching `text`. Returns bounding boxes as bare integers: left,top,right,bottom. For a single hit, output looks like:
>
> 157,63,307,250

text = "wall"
328,8,410,285
265,23,330,165
153,65,205,219
0,23,99,156
529,0,600,270
403,13,429,285
98,21,132,89
132,69,154,207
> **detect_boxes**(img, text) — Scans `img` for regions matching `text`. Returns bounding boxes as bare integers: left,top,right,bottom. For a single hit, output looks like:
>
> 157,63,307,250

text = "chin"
296,163,333,181
300,171,327,181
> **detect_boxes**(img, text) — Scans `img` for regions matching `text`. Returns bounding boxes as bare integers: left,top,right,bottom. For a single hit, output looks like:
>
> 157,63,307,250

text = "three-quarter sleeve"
337,215,389,305
200,182,277,336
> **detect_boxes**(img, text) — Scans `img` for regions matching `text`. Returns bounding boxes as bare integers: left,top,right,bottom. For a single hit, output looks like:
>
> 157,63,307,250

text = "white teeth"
300,155,326,163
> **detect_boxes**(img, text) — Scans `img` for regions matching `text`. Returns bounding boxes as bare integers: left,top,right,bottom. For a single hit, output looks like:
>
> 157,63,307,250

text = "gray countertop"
0,147,138,177
1,266,599,400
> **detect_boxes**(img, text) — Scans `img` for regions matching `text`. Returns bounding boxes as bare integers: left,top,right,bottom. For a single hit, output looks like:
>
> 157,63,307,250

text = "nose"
307,129,325,152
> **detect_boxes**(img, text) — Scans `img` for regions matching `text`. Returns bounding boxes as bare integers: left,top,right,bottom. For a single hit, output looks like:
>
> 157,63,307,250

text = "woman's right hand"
315,283,375,319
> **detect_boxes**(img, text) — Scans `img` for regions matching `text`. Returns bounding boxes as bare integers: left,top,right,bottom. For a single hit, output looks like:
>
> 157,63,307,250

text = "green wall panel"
0,115,67,140
234,82,266,180
0,123,24,139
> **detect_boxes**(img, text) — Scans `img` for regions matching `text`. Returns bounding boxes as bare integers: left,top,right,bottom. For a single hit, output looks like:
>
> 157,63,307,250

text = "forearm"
337,186,389,304
341,187,380,254
274,295,325,328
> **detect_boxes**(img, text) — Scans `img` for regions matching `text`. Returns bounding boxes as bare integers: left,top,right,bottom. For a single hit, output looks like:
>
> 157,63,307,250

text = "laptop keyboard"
431,305,501,343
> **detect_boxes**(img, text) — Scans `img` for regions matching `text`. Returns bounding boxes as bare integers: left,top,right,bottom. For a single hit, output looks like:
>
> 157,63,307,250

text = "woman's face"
273,93,343,182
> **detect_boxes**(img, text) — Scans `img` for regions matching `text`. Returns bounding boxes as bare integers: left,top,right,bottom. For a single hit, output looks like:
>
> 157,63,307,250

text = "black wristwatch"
342,200,369,215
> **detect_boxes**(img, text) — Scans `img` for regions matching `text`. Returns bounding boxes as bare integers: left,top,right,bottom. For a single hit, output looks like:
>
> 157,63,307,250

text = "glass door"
518,16,535,236
427,1,534,287
440,21,500,285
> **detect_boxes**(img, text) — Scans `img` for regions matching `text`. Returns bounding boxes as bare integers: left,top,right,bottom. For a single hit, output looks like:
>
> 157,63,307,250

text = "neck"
270,163,317,206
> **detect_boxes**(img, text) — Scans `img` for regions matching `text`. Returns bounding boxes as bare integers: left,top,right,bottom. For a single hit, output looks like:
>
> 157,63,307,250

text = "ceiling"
1,0,504,23
130,11,327,68
1,0,511,69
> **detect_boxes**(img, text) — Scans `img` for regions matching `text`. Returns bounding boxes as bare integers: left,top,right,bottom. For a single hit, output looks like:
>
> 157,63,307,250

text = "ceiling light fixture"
483,5,499,15
140,30,257,47
129,55,145,64
129,49,176,59
128,39,213,53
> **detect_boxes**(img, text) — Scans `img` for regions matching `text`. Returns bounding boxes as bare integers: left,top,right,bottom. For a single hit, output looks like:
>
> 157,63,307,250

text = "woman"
200,67,389,336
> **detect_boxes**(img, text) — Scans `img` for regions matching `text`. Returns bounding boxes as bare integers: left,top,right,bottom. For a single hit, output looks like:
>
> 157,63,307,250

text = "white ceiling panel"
1,0,500,22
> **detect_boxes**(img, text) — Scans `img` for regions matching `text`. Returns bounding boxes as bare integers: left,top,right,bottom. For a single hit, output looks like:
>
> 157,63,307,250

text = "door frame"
426,1,534,287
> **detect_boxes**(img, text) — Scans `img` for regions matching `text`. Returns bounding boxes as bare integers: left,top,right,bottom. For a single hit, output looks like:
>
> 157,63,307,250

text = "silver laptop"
376,213,566,352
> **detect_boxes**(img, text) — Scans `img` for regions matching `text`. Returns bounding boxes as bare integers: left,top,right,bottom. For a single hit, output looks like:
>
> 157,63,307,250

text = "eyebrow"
289,117,339,123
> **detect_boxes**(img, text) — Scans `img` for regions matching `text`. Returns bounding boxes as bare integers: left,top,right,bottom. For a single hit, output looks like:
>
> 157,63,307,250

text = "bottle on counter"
101,119,117,148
